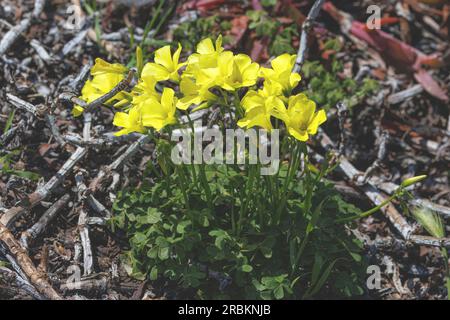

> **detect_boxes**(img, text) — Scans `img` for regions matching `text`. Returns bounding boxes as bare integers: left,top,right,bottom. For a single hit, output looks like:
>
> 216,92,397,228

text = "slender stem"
275,140,302,224
176,166,190,210
238,164,257,235
336,193,399,223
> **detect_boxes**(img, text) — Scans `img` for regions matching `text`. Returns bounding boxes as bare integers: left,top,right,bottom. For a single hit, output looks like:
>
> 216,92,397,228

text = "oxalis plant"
72,36,425,299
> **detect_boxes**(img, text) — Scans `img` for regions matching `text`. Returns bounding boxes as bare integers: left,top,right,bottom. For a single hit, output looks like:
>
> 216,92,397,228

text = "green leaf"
273,286,284,299
241,265,253,273
150,266,158,280
4,109,15,134
136,46,144,77
146,208,162,224
8,169,40,181
158,246,169,260
305,259,340,298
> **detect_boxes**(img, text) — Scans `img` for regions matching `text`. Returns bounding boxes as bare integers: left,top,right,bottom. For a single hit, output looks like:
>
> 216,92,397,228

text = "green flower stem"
176,165,190,210
336,193,399,223
232,90,244,119
238,163,257,236
275,140,302,224
185,113,213,210
140,0,164,47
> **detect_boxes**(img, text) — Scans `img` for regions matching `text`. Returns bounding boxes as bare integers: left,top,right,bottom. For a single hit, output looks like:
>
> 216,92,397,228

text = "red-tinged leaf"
250,37,269,62
416,54,445,68
372,68,387,80
417,0,447,4
196,0,226,10
414,69,449,102
179,0,226,13
325,2,444,72
351,21,418,70
229,16,249,47
38,143,56,157
321,49,336,60
363,17,400,31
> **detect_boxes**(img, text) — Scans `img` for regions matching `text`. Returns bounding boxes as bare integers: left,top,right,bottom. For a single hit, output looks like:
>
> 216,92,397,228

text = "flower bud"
400,175,427,188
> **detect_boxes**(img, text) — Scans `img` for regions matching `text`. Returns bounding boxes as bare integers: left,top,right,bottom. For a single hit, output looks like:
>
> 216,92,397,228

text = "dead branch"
78,208,93,276
0,119,25,147
74,172,93,276
387,84,423,105
20,194,71,249
69,61,93,91
318,130,450,248
61,29,89,57
359,130,390,184
63,132,144,147
0,147,87,227
0,0,45,56
60,276,108,293
410,199,450,218
30,39,55,64
6,93,46,117
84,69,137,113
0,244,44,299
89,134,150,193
45,114,66,146
0,222,62,299
293,0,326,73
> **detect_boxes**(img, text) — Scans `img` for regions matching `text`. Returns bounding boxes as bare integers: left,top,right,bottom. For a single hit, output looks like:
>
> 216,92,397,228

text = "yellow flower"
259,79,283,98
197,35,224,55
132,75,159,106
140,87,178,130
222,53,259,91
72,105,85,117
141,44,185,82
259,54,301,93
284,94,327,141
72,58,128,117
195,52,259,91
187,35,224,71
113,105,146,136
176,77,217,111
237,91,287,131
91,58,128,76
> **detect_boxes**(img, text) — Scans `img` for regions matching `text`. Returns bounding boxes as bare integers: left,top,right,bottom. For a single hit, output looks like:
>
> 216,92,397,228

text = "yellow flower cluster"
237,54,326,141
72,36,326,141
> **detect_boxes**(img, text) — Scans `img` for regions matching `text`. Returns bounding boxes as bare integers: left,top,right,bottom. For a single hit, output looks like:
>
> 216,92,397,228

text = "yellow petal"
161,87,175,114
72,105,84,117
268,97,288,123
197,38,215,54
289,72,301,88
241,90,264,112
288,127,309,141
114,128,131,136
142,117,165,130
91,58,127,75
307,109,327,135
113,112,130,128
215,35,223,53
141,62,170,82
154,45,174,71
237,107,272,131
271,54,295,73
173,43,182,68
